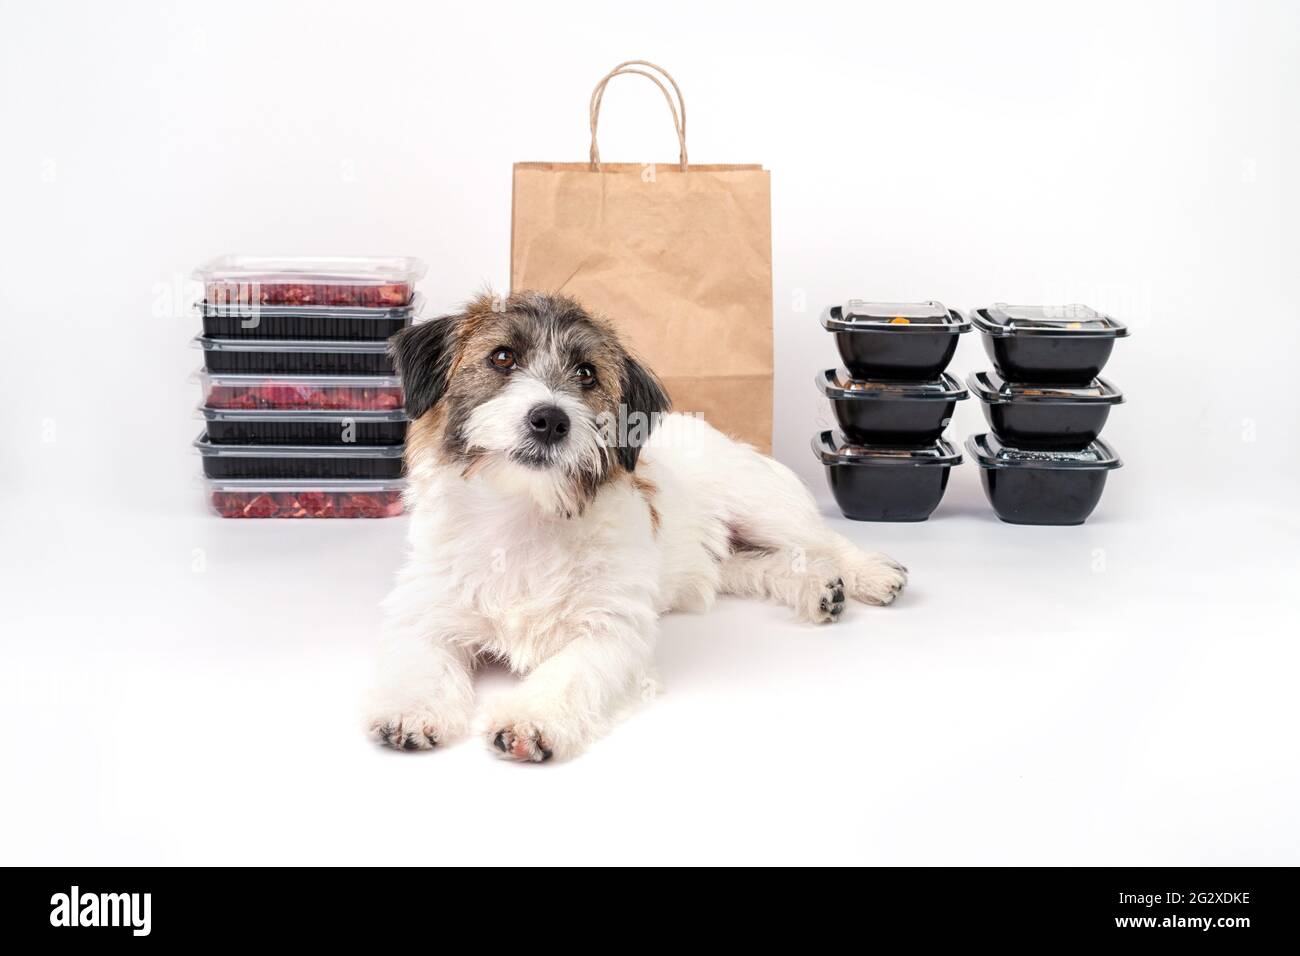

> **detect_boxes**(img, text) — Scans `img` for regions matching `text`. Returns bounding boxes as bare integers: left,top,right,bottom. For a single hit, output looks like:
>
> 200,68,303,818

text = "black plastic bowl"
967,433,1121,525
971,304,1128,385
194,433,406,480
813,431,961,522
817,369,966,446
821,303,969,380
968,371,1122,451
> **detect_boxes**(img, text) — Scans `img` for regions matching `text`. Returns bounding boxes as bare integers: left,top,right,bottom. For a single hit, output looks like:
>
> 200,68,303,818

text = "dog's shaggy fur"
366,292,907,761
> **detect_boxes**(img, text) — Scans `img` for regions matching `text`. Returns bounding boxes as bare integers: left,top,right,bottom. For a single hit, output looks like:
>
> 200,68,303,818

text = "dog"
366,291,907,761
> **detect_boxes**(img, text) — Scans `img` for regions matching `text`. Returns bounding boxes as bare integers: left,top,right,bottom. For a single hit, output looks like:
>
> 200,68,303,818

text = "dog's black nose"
527,404,570,445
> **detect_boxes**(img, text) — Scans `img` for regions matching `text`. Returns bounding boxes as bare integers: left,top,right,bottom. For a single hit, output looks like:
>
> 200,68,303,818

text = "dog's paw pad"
817,577,846,620
368,715,440,752
808,576,846,623
490,721,553,763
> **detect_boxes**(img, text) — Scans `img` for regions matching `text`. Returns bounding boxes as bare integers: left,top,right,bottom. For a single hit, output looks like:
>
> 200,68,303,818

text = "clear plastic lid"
199,291,425,319
195,369,404,411
844,300,947,322
205,477,407,492
194,433,405,458
198,404,406,422
193,255,427,287
817,369,967,401
967,370,1123,405
821,302,969,333
194,335,391,355
966,433,1122,469
812,431,962,466
972,303,1128,337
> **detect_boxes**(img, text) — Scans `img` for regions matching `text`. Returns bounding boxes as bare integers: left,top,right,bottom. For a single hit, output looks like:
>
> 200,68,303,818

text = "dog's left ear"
389,314,463,420
617,355,670,472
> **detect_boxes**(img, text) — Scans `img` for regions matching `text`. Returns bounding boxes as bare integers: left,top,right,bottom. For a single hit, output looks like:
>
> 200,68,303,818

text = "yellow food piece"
1068,321,1082,330
890,316,911,325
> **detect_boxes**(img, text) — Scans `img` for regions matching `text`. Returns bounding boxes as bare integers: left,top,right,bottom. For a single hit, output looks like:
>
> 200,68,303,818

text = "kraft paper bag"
511,60,774,452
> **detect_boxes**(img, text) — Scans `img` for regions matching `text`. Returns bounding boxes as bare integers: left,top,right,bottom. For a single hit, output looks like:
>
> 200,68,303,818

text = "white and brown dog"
366,292,907,762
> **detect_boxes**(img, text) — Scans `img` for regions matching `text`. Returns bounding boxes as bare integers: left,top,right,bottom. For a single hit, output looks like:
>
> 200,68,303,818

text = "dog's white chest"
406,475,661,669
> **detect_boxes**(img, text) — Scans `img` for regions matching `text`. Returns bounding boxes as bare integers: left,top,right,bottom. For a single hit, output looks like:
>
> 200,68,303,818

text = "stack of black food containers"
966,304,1127,525
814,301,969,521
191,255,426,518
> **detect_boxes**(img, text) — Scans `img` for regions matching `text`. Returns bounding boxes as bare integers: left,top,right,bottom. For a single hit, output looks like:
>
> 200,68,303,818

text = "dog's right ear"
389,314,462,420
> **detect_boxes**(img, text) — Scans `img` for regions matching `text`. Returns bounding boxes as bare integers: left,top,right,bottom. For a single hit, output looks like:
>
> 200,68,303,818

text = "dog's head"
392,291,669,516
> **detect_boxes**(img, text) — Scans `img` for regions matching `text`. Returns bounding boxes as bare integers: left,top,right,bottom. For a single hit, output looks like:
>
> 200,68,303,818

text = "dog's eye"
488,348,517,371
575,363,597,388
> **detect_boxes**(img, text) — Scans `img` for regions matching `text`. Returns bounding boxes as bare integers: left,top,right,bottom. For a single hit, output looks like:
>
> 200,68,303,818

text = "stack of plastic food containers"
192,255,426,518
813,301,970,521
966,304,1127,525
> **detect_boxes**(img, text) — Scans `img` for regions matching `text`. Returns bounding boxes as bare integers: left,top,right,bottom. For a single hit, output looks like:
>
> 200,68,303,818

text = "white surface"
1,0,1298,865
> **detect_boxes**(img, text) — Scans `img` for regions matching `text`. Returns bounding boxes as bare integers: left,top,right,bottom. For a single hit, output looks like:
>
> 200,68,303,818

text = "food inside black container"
812,431,961,522
966,432,1121,525
195,336,395,375
821,301,969,380
199,293,424,341
968,370,1122,451
194,433,406,480
199,406,408,446
971,303,1128,384
816,369,967,446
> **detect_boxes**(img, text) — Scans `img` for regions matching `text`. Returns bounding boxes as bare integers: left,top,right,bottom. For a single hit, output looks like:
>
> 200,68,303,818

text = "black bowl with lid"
968,370,1122,450
966,433,1121,525
813,431,962,522
971,303,1128,384
821,301,970,380
817,369,967,446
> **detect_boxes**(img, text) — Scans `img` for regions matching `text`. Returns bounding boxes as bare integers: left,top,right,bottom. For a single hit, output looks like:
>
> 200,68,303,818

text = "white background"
2,0,1297,865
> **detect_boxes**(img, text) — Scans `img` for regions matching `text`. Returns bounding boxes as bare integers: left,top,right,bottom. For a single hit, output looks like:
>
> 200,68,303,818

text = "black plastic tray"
198,293,422,341
966,433,1121,525
821,304,969,380
196,336,395,375
971,305,1128,384
195,433,406,480
199,406,408,446
813,431,961,522
817,369,966,445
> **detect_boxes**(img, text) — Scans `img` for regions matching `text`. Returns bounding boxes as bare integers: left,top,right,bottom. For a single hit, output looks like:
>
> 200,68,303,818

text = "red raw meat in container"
206,479,406,519
197,370,404,411
194,255,427,308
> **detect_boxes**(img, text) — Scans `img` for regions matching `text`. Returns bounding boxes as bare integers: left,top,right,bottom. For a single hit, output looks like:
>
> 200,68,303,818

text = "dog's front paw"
845,552,908,606
806,576,846,624
482,695,588,763
366,698,472,752
489,720,554,763
370,713,440,751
